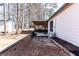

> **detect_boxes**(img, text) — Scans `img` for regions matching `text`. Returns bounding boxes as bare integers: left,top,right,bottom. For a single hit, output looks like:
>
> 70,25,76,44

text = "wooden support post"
34,24,35,30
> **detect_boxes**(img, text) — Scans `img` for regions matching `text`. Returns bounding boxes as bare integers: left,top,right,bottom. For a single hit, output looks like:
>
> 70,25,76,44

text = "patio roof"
32,21,48,26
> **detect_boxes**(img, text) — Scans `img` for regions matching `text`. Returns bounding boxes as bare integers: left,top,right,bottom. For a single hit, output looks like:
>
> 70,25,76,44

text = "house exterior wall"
53,4,79,47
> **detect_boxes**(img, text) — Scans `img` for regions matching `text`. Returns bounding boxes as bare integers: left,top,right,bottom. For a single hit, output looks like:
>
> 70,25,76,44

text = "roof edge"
47,3,73,22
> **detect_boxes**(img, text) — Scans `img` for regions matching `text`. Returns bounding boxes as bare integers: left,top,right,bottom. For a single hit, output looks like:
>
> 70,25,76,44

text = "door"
50,20,53,32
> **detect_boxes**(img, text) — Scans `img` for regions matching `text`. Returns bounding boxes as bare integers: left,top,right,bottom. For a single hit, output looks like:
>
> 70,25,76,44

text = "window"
50,21,53,32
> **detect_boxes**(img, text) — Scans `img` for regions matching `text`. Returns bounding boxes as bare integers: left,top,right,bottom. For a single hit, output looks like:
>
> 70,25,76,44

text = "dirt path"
0,36,70,56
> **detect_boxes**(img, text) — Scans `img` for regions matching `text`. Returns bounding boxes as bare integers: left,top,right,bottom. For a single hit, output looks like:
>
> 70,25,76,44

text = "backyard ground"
0,34,72,56
0,30,32,53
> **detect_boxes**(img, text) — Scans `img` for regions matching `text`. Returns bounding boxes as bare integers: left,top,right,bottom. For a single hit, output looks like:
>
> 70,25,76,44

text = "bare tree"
16,3,19,35
3,3,7,35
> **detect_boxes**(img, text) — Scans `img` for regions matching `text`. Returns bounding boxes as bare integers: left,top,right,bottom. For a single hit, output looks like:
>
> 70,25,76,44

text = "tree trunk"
4,4,6,35
16,3,19,35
